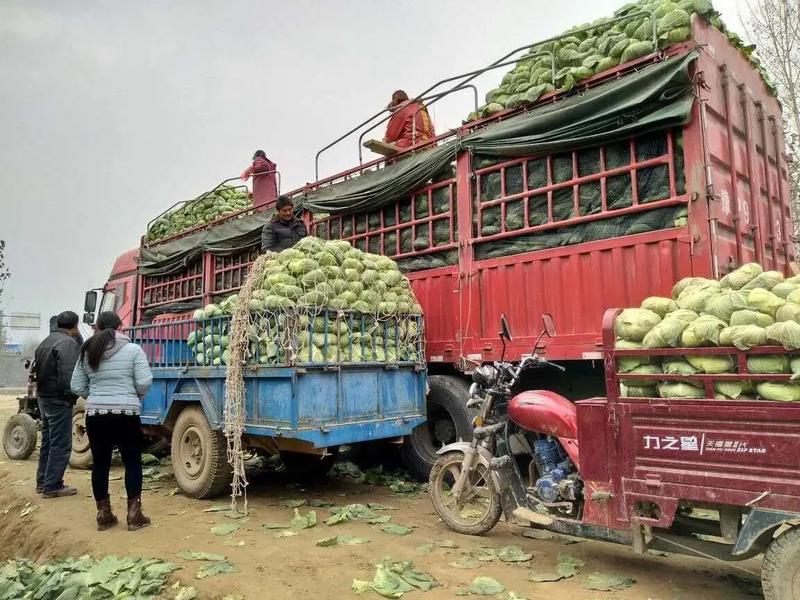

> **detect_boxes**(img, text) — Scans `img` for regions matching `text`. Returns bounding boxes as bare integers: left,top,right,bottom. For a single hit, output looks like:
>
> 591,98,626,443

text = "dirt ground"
0,395,763,600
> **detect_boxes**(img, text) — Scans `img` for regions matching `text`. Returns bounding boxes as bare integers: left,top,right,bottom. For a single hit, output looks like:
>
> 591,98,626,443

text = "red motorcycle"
430,312,800,600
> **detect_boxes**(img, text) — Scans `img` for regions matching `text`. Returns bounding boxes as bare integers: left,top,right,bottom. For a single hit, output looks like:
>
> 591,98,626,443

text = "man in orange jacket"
384,90,436,149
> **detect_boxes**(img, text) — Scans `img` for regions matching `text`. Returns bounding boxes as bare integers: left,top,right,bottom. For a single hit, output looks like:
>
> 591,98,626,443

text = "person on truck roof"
384,90,436,149
261,195,308,253
241,149,278,207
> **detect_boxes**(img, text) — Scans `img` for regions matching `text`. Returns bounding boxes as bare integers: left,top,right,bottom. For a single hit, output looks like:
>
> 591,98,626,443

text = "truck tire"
761,526,800,600
280,449,338,480
401,375,472,481
69,398,93,469
171,406,232,499
3,413,37,460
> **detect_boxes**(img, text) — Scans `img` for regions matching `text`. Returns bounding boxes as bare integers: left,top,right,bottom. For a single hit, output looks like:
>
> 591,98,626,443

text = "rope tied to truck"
224,252,276,514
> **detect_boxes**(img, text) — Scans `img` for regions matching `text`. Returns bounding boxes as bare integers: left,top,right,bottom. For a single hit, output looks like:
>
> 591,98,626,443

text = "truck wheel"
171,406,232,499
69,398,93,469
401,375,472,481
280,449,338,480
762,526,800,600
3,414,37,460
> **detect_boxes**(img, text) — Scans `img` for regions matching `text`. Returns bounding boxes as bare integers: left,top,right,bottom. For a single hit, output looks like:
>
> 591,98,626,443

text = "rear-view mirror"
542,314,556,337
84,290,98,313
83,312,95,325
500,314,513,342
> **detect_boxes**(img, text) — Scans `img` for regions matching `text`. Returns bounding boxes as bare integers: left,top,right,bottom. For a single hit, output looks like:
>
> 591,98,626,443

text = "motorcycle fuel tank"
508,390,578,439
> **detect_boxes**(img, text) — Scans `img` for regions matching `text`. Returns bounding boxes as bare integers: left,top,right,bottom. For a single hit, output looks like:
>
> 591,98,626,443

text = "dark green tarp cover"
138,211,269,276
138,51,696,276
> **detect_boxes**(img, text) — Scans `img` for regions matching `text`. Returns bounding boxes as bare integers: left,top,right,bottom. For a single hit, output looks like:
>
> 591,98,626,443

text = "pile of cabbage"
615,263,800,401
186,237,424,366
469,0,769,120
145,184,251,243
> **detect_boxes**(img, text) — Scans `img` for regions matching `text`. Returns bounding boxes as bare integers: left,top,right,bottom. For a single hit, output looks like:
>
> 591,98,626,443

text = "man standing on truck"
261,195,308,253
384,90,436,149
240,149,278,207
34,311,81,498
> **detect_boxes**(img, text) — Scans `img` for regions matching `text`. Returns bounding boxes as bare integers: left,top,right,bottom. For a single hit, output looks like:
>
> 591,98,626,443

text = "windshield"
99,291,116,314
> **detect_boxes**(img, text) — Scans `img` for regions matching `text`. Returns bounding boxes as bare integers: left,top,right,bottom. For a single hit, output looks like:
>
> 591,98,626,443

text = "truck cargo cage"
127,310,426,370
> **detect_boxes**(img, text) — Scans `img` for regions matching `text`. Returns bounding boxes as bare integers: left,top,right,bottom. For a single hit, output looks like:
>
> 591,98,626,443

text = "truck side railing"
127,312,426,370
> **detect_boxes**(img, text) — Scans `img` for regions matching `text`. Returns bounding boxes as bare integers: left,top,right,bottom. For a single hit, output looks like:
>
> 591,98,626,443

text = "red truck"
86,16,794,478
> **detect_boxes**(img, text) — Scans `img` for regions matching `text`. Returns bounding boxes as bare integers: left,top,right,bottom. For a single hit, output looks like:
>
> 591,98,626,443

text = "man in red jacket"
384,91,436,149
241,150,278,207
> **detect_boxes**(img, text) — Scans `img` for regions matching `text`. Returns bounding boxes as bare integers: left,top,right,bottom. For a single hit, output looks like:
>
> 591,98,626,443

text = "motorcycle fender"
436,442,502,489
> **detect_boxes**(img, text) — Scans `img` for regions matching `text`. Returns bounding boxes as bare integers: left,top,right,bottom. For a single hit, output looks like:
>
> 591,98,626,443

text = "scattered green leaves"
316,535,370,547
381,524,414,536
468,576,505,595
325,504,379,525
195,561,237,580
177,551,226,562
585,572,636,591
281,498,306,508
367,515,392,525
496,545,534,563
210,523,240,536
353,560,438,598
289,509,317,530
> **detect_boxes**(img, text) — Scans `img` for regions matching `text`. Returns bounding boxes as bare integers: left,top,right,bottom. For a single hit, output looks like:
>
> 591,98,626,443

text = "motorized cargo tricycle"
430,309,800,600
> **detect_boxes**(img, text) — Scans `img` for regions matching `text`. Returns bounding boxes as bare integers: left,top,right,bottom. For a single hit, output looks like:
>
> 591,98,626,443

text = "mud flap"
733,508,800,557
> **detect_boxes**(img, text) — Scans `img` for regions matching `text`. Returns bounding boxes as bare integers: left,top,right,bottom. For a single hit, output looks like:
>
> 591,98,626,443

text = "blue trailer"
126,313,427,498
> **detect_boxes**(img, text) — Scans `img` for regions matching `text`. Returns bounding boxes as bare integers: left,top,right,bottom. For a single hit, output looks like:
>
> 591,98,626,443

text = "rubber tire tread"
3,413,37,460
69,398,93,469
762,525,800,600
171,406,232,499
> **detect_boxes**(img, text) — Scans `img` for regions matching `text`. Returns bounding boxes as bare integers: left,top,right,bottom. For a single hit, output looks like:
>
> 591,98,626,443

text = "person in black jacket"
34,311,81,498
261,195,308,253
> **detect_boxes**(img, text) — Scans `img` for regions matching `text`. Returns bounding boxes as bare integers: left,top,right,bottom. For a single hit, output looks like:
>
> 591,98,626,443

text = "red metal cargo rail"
131,18,793,370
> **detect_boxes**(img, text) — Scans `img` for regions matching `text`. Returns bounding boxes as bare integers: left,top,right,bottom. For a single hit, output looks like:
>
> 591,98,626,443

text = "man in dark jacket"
261,195,308,253
34,311,81,498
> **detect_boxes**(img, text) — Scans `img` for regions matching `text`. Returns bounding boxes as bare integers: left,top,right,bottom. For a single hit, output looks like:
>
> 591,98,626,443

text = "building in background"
1,311,41,354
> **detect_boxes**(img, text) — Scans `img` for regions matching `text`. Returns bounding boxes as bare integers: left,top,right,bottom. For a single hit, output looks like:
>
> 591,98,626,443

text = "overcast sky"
0,0,744,341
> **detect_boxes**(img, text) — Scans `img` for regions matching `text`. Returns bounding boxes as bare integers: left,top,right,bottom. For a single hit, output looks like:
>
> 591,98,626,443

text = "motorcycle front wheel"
429,450,502,535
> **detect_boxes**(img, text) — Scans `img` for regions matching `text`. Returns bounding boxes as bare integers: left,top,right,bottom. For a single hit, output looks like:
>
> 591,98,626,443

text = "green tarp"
138,51,697,276
138,211,269,276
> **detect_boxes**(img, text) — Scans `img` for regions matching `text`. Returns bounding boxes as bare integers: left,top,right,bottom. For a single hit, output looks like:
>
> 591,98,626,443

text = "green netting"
415,193,430,219
528,194,548,225
342,219,353,237
552,153,574,183
579,182,603,216
527,158,548,189
552,187,575,221
636,131,668,161
356,216,367,235
605,140,630,169
315,220,329,239
482,205,502,235
505,199,526,231
396,250,459,273
355,237,367,252
383,205,397,227
368,211,382,231
674,131,686,195
399,199,412,223
400,227,413,253
505,164,525,196
330,219,341,239
637,164,670,203
481,172,502,202
577,148,601,176
384,231,398,255
413,226,430,251
474,204,682,260
433,219,452,246
432,187,451,214
607,173,633,209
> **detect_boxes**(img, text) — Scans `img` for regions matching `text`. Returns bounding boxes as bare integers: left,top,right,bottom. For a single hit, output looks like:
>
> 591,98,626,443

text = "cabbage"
676,283,720,312
672,277,715,299
621,384,657,397
720,263,762,290
729,310,774,328
643,315,692,348
741,270,784,291
703,290,748,322
681,314,727,347
746,354,789,374
748,288,785,317
765,321,800,350
615,339,652,371
715,381,747,399
791,357,800,380
776,303,800,323
659,382,705,398
757,382,800,402
641,296,678,318
686,354,734,374
625,363,663,386
663,357,698,375
719,325,767,350
614,308,662,342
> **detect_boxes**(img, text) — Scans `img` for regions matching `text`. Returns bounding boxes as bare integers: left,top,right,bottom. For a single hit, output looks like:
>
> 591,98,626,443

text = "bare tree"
0,240,10,348
742,0,800,237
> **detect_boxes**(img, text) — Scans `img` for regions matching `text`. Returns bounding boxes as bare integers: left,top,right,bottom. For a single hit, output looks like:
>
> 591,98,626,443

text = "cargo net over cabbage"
145,184,252,244
470,0,770,120
185,237,425,366
614,263,800,402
